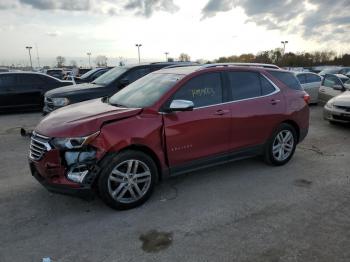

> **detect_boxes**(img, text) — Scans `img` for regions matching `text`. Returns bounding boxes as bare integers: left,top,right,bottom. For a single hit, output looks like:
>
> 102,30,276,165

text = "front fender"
90,113,168,172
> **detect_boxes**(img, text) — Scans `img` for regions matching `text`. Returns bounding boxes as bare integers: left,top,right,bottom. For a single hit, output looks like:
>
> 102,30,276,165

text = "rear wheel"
264,123,297,166
98,150,157,210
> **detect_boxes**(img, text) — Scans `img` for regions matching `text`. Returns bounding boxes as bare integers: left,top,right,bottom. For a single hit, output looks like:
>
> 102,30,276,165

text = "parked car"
77,68,91,76
73,67,112,84
324,90,350,124
46,69,65,80
295,72,322,104
318,74,350,104
318,68,343,77
29,64,310,210
0,72,71,112
43,62,190,114
339,67,350,76
0,68,9,72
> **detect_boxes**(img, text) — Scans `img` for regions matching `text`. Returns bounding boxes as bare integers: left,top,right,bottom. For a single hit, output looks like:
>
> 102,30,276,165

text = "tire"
264,123,297,166
98,150,157,210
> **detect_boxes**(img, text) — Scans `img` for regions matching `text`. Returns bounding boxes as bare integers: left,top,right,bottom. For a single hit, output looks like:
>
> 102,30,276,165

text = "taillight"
303,93,310,104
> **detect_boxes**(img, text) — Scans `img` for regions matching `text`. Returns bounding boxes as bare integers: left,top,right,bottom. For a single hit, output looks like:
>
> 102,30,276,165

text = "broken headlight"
51,131,100,150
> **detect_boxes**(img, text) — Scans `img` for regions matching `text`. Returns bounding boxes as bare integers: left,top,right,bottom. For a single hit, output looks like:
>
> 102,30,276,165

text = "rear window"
268,71,302,90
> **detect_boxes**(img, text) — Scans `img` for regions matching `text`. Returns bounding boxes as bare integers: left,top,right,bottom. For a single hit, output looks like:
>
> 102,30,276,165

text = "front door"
319,75,343,104
163,72,231,167
16,74,43,107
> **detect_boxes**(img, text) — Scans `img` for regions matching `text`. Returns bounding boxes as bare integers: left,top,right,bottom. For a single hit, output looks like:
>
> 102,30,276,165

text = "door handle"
214,109,229,115
270,99,281,105
319,90,325,93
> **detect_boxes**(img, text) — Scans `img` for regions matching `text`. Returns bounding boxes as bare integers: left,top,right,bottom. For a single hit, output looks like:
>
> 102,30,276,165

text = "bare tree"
179,53,191,62
95,55,108,67
56,56,66,68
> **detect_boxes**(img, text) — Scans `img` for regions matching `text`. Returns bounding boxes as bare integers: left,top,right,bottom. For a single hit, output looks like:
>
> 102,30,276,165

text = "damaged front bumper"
29,143,100,199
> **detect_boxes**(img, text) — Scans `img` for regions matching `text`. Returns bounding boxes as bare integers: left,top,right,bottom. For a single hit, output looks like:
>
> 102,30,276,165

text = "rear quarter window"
268,71,302,90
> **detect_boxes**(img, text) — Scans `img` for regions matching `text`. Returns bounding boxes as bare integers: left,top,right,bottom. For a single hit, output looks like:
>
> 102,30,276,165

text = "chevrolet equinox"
29,64,310,210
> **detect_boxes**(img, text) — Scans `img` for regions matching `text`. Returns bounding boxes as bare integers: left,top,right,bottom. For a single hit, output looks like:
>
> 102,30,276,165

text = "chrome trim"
159,73,280,113
29,131,52,161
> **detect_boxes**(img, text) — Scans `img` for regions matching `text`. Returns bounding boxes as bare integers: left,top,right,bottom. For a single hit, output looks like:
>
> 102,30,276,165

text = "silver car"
318,74,350,105
295,72,322,104
324,91,350,124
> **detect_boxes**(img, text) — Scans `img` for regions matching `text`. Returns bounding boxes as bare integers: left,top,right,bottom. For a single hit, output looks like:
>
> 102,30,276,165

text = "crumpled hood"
333,91,350,107
36,98,142,137
45,83,103,97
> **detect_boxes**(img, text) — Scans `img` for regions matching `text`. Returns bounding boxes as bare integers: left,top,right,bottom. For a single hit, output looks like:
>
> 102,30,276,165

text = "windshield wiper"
109,101,128,108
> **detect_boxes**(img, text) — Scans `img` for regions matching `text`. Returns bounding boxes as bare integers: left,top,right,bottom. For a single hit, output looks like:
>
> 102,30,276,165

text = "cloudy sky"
0,0,349,66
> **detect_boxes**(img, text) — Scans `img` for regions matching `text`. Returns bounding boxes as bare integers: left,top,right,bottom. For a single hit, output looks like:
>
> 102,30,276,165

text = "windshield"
80,68,99,79
109,73,184,108
93,67,128,86
339,76,349,84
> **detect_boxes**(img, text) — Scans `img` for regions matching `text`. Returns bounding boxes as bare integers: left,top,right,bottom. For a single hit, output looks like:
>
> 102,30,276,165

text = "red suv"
29,64,310,210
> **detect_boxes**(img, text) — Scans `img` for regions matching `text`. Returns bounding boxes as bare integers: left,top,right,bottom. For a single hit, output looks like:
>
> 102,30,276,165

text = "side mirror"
119,78,129,87
168,100,194,112
333,84,344,91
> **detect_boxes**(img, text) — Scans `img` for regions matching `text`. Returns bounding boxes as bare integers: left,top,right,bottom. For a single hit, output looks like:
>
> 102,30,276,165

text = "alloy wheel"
107,159,152,204
272,130,294,162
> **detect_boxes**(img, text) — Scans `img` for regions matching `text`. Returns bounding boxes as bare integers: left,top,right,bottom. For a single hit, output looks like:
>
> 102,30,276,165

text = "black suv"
73,67,112,84
43,62,192,113
0,72,71,112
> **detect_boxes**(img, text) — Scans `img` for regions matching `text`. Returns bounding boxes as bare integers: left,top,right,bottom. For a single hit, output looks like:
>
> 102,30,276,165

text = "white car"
295,72,322,104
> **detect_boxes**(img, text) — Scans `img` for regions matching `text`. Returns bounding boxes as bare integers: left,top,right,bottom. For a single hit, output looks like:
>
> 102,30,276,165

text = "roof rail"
163,62,199,69
200,63,280,69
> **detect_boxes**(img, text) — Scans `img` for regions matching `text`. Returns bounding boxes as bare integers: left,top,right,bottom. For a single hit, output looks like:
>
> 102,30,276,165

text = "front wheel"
264,123,297,166
98,150,157,210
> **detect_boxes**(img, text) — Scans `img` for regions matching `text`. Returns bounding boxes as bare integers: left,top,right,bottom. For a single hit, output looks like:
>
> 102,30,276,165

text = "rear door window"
227,71,261,100
268,70,302,90
172,72,223,108
306,74,321,83
18,74,45,88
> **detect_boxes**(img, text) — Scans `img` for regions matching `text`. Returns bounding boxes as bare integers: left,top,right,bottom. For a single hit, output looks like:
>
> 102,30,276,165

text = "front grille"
29,132,51,161
335,105,350,112
333,115,350,121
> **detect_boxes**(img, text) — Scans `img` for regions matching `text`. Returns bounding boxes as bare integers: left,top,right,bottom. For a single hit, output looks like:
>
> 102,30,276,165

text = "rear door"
226,70,285,150
319,75,342,104
0,74,18,109
163,72,231,167
16,74,44,106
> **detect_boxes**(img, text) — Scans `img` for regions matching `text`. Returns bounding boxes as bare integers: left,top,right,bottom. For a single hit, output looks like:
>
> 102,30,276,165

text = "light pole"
87,52,91,68
164,52,169,62
281,41,288,55
35,44,40,68
25,46,33,70
135,44,142,64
